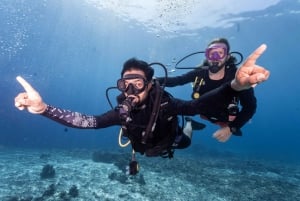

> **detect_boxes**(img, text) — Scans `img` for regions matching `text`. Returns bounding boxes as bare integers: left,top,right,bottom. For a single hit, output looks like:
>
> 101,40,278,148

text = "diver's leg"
183,118,193,139
185,116,206,132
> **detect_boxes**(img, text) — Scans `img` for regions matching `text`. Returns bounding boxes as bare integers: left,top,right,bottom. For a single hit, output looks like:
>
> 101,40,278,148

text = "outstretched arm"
14,76,120,128
158,69,201,87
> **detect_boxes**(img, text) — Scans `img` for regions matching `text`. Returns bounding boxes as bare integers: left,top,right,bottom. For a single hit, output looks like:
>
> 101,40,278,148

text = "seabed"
0,148,299,201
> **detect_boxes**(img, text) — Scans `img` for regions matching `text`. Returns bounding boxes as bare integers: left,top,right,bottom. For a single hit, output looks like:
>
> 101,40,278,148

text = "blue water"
0,0,300,200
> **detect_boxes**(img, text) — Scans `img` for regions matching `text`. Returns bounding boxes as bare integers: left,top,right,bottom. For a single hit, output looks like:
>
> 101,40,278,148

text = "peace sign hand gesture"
14,76,47,114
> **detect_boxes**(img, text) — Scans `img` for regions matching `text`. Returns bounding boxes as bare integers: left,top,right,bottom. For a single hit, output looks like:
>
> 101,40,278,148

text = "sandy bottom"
0,148,299,201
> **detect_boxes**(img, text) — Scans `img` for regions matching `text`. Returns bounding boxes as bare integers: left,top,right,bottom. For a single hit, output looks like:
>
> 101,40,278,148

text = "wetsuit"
42,82,238,157
160,65,256,135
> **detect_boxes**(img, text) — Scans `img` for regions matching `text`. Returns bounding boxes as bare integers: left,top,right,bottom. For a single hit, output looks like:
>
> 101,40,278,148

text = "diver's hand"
14,76,47,114
231,44,270,91
213,126,232,143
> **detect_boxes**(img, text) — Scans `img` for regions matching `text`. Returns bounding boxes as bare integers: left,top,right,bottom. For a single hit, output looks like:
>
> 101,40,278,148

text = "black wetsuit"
42,83,238,157
160,65,256,135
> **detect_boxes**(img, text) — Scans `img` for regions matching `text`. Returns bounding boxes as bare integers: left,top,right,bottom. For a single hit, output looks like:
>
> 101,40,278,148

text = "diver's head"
118,58,153,105
205,38,230,73
121,58,154,81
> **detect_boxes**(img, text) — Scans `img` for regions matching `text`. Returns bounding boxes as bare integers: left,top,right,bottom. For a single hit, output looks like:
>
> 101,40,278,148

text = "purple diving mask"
205,43,228,61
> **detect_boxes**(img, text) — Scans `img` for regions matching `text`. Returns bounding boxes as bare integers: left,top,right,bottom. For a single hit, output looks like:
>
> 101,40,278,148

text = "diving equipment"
119,96,135,123
205,44,228,73
205,43,228,61
117,74,148,95
227,97,239,123
191,77,204,99
227,103,239,117
127,150,139,175
105,61,169,175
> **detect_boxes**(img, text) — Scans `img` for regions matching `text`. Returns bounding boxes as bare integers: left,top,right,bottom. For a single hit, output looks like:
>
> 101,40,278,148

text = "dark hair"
121,58,154,81
208,38,230,53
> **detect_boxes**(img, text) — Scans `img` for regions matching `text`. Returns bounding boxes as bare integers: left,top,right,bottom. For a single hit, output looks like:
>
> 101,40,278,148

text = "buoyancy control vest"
117,81,177,157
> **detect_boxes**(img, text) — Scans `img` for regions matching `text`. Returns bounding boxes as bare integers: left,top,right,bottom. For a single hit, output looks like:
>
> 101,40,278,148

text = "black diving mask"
117,74,148,95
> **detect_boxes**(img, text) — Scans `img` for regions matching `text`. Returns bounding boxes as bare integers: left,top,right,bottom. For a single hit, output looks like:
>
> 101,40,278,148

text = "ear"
147,81,153,90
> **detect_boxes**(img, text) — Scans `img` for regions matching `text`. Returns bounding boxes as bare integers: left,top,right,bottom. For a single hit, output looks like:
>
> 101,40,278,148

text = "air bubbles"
0,1,31,59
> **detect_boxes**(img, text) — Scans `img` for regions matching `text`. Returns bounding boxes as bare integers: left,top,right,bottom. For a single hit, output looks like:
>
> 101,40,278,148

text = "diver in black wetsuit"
14,44,269,174
159,38,256,142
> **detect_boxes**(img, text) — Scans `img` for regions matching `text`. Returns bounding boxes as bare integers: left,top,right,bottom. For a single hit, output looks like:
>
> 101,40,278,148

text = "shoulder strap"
141,80,163,144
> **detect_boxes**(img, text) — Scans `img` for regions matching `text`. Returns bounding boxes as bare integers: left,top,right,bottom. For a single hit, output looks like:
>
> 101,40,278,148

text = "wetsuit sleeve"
41,105,121,129
167,82,238,115
229,88,257,134
157,69,201,87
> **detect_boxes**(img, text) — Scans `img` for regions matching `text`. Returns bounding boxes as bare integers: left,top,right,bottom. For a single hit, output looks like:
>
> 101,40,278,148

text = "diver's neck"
209,66,225,80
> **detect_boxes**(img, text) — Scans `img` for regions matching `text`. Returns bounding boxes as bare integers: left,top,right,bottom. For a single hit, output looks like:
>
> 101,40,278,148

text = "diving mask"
117,74,148,95
205,43,228,61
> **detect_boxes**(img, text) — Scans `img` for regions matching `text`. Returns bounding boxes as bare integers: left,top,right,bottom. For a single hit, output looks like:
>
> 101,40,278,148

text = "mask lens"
117,79,127,91
117,74,147,94
205,44,227,61
130,79,145,90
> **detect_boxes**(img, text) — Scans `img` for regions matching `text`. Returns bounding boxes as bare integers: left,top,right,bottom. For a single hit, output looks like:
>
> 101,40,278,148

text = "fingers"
16,76,36,94
213,127,231,142
14,92,29,109
252,66,270,81
243,44,267,67
248,66,270,85
213,132,224,142
15,101,25,110
213,133,227,142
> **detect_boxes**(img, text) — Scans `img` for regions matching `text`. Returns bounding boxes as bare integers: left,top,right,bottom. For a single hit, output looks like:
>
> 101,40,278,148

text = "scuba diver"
159,38,257,142
14,44,269,175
